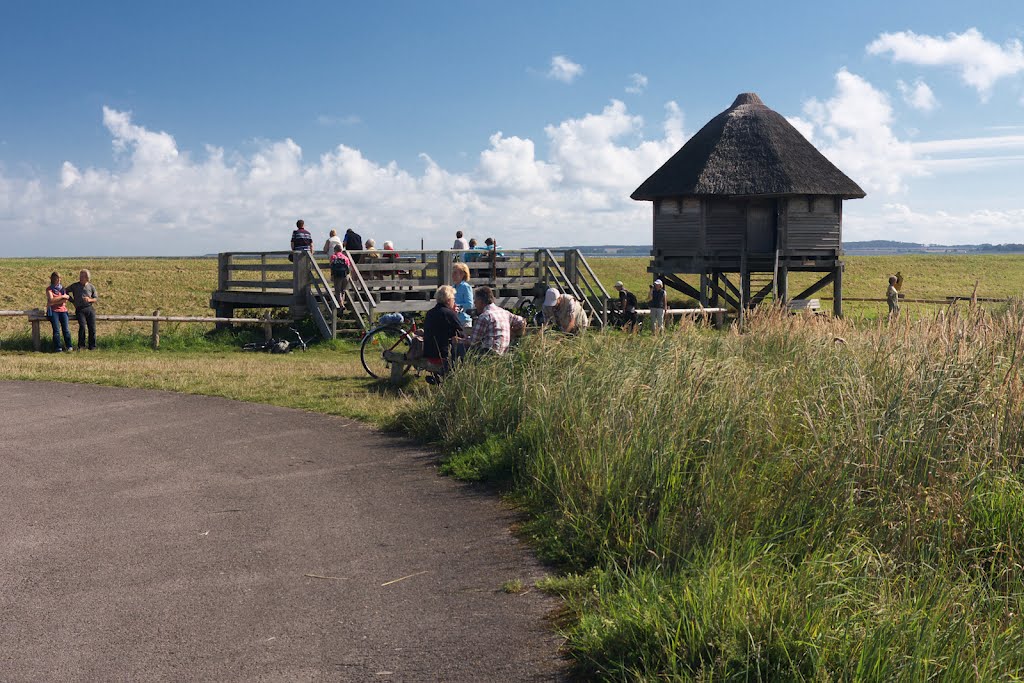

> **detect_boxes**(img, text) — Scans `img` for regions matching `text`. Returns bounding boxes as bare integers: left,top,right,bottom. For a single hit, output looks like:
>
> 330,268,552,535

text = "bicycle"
609,309,643,333
241,327,309,353
515,300,545,328
360,313,418,379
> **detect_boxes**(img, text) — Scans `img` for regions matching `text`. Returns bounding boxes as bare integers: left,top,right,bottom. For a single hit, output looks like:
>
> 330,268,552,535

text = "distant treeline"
844,240,1024,255
544,242,1024,257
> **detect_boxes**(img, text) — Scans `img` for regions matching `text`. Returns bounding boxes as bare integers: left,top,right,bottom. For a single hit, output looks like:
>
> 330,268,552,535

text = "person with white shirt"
452,230,469,250
323,229,342,255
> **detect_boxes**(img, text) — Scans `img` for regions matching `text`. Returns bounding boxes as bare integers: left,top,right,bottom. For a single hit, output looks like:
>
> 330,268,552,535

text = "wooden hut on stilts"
631,93,865,319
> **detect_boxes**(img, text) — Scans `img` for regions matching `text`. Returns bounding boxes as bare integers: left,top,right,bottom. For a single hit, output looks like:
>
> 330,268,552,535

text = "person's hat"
614,281,624,289
543,288,560,307
654,279,663,286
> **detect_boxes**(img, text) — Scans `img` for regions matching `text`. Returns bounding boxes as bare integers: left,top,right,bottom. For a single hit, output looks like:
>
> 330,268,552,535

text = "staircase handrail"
303,251,339,339
542,249,606,326
342,250,376,332
571,249,610,327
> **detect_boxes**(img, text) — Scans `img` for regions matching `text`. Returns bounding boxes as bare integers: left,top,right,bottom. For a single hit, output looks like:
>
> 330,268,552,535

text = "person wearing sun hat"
649,279,667,334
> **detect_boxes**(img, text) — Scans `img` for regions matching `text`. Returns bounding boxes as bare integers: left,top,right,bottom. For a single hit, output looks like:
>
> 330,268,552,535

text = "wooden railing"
1,309,294,351
212,248,614,336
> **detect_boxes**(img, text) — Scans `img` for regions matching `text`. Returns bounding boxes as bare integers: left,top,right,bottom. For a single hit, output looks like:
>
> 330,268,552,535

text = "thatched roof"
631,93,866,201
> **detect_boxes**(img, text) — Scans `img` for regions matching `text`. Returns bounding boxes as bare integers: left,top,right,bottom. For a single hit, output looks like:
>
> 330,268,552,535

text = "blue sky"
1,0,1023,255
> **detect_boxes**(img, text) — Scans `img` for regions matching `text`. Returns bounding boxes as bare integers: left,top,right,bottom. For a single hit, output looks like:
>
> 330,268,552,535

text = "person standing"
887,275,901,320
613,281,638,331
649,279,667,334
45,272,73,352
66,269,98,350
343,228,364,263
329,245,353,309
291,219,313,253
323,229,342,256
452,230,469,250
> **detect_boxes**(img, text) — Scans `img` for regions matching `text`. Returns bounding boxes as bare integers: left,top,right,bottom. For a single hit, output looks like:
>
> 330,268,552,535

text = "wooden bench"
382,349,444,385
788,298,821,313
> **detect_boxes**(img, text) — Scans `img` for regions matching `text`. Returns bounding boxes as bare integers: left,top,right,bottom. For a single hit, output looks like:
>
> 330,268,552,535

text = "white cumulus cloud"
547,55,583,83
897,79,938,112
625,73,648,94
867,28,1024,100
0,102,688,256
797,68,923,194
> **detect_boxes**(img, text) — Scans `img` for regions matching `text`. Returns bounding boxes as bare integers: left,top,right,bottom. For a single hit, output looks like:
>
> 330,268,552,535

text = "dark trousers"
76,306,97,349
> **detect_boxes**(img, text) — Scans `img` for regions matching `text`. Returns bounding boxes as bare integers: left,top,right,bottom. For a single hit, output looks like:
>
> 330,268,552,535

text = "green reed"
401,305,1024,680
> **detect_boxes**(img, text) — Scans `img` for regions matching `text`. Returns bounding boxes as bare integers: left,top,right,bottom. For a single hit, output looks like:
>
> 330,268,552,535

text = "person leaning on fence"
887,275,901,320
45,271,73,352
363,239,382,279
552,292,589,334
343,228,364,263
463,238,479,263
329,245,353,309
423,285,466,379
451,262,474,327
649,279,667,334
323,229,342,256
66,269,98,350
460,286,524,355
291,219,313,254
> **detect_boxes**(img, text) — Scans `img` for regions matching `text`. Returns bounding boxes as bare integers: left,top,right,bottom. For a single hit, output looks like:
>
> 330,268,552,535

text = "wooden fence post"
151,309,160,349
263,311,273,341
31,315,41,351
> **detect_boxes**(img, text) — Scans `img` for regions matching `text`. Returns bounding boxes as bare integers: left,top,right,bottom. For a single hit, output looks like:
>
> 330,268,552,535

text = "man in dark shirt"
343,228,364,263
66,269,99,350
423,285,465,378
613,280,638,331
291,219,313,253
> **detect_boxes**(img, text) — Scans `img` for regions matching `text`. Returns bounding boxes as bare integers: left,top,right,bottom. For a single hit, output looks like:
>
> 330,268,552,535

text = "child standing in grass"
887,275,900,320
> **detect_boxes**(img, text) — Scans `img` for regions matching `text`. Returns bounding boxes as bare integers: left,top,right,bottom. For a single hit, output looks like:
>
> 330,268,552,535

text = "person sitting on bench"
423,285,466,378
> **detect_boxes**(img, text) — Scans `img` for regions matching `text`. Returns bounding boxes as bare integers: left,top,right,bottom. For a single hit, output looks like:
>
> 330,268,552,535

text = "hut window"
682,198,700,214
812,196,837,213
789,197,809,213
659,199,681,215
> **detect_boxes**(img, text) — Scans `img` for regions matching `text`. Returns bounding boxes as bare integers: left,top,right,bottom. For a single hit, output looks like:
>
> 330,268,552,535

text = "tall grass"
401,304,1024,679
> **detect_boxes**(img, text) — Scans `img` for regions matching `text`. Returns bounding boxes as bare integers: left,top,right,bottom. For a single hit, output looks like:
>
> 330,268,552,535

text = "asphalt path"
0,381,565,682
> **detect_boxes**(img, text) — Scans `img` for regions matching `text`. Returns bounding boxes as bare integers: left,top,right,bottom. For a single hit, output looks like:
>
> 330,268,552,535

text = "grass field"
4,254,1021,337
4,254,1024,679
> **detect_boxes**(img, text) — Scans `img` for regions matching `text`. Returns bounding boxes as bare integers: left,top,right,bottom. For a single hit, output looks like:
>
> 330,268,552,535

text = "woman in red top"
46,271,73,352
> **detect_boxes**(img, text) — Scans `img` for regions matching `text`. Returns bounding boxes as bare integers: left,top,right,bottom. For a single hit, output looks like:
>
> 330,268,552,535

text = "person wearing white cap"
613,281,639,331
542,287,560,326
552,291,589,334
650,279,667,334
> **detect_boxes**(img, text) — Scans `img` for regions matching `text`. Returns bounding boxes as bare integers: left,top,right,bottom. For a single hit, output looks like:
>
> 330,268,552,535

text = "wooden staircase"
211,248,612,341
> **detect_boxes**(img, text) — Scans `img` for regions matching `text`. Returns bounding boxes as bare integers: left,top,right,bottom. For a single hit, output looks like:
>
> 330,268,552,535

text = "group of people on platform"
44,269,98,352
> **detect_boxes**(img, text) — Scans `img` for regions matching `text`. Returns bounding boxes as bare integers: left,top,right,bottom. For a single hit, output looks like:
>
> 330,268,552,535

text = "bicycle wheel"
360,326,412,379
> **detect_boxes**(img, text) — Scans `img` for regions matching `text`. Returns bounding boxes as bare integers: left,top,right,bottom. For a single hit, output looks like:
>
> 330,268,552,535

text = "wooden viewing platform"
210,248,612,339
